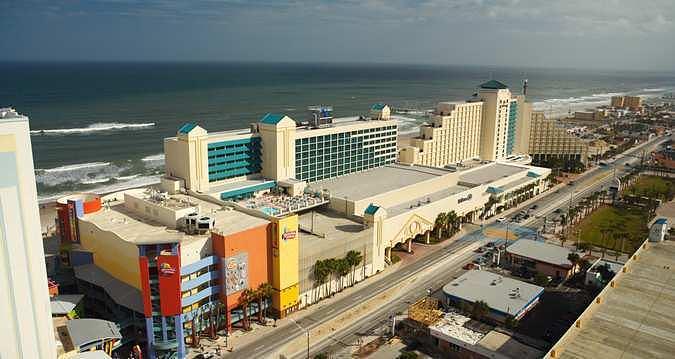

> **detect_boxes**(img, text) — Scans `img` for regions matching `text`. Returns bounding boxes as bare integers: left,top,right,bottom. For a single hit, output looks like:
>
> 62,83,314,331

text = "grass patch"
570,206,649,253
623,175,674,200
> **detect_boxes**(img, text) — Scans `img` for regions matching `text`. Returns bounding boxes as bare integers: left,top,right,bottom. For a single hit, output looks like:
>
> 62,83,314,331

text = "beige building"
528,111,590,165
513,95,532,155
399,101,482,167
308,162,551,272
0,108,56,359
164,108,398,201
478,80,513,161
611,95,642,111
574,110,607,122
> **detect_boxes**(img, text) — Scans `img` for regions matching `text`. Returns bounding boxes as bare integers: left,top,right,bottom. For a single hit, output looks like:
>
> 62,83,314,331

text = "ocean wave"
40,162,110,173
30,122,155,135
38,175,161,203
642,88,666,92
141,153,165,162
80,177,111,185
115,174,140,180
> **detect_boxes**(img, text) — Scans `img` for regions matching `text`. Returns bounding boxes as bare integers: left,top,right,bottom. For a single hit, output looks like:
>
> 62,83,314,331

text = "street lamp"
289,318,310,359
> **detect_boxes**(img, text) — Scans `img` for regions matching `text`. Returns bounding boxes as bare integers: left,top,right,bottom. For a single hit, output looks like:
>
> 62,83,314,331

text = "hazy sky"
2,0,674,71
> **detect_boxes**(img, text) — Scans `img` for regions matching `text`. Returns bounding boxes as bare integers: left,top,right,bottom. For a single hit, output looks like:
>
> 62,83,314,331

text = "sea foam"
30,122,155,135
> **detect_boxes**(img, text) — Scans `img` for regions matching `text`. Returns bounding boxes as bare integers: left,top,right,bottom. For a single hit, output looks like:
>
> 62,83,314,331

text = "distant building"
506,239,578,280
587,139,610,158
528,111,590,166
369,103,391,120
574,110,606,121
398,101,483,167
442,270,544,323
0,107,57,359
611,95,642,111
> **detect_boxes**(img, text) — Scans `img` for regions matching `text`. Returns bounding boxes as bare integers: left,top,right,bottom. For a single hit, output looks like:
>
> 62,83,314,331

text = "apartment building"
611,95,642,111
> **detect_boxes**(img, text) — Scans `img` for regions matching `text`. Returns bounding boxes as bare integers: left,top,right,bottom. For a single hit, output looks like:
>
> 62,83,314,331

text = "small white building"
649,218,670,242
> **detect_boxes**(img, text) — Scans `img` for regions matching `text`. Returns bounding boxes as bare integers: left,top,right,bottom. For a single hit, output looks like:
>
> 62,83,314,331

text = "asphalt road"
233,236,479,358
233,135,670,359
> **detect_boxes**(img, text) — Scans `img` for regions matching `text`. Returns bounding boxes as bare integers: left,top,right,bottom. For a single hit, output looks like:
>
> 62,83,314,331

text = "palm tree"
434,212,446,240
446,211,459,237
240,288,255,330
345,250,363,286
256,282,273,322
325,258,338,296
336,258,350,291
313,260,328,301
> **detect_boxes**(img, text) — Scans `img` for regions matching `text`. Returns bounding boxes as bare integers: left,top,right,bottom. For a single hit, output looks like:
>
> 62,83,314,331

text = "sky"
1,0,674,71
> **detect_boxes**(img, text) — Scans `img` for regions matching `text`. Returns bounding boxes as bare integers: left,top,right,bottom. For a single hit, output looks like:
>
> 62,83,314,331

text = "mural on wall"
223,252,248,294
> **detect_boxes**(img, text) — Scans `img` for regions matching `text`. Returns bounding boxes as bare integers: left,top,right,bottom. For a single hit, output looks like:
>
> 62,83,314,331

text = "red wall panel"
157,255,182,316
138,256,153,317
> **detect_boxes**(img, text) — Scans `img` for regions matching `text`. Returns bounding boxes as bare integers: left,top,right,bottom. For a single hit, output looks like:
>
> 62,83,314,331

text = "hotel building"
399,80,527,168
478,80,515,161
164,108,397,201
0,108,56,359
398,101,483,167
528,111,590,166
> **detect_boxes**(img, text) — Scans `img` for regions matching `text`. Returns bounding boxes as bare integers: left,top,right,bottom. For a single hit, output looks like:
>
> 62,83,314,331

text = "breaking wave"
30,122,156,135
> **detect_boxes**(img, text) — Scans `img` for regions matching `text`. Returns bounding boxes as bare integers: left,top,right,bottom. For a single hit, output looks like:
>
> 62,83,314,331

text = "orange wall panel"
212,223,271,309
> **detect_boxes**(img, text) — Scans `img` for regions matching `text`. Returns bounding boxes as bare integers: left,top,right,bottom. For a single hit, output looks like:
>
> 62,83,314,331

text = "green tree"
534,273,550,286
398,351,418,359
471,300,490,321
504,315,519,329
313,259,329,301
345,250,363,286
567,252,581,271
434,212,446,240
240,288,255,330
258,282,273,320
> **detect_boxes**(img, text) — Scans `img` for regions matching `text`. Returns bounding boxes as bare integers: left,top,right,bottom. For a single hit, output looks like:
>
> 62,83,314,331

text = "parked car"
530,204,538,210
554,208,562,214
496,217,507,223
475,247,484,253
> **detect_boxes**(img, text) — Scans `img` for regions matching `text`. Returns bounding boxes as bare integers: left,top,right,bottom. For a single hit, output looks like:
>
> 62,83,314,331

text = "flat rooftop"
430,312,543,359
296,116,396,133
507,239,574,268
83,189,268,245
443,270,544,317
386,184,470,217
458,163,528,186
557,240,675,359
309,164,452,201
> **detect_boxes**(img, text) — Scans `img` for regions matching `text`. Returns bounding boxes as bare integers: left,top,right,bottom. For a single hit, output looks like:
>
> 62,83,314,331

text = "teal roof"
178,123,198,134
527,171,541,178
365,204,380,215
371,103,387,110
260,113,285,125
655,218,668,224
479,80,509,90
487,186,504,194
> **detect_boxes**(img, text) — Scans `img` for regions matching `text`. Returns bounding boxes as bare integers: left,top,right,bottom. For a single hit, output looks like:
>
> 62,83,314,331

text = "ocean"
1,62,674,201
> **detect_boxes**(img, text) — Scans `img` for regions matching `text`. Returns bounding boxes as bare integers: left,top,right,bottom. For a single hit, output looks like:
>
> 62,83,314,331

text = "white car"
496,217,507,223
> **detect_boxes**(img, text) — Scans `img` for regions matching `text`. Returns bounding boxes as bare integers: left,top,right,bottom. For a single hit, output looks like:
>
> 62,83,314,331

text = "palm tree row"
312,250,363,303
238,282,274,331
433,210,461,240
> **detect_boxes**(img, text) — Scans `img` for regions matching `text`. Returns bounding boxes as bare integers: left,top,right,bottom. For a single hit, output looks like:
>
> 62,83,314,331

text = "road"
232,135,670,359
